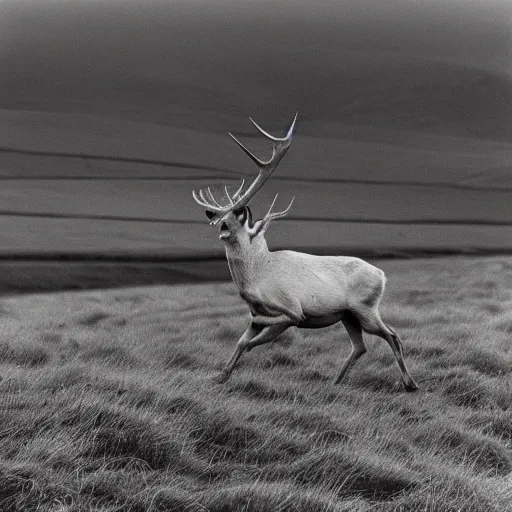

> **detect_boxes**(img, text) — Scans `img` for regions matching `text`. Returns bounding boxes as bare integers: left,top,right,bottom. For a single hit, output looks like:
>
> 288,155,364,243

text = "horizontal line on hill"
0,210,202,223
0,146,239,176
0,146,510,192
0,175,509,193
0,175,239,182
267,177,512,192
285,216,512,226
0,248,511,264
0,210,511,226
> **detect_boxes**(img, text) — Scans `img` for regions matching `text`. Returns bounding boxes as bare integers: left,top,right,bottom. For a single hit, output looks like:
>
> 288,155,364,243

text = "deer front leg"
215,318,292,383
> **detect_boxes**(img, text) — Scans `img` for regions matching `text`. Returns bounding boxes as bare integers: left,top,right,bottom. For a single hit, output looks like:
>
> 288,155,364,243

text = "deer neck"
224,235,269,292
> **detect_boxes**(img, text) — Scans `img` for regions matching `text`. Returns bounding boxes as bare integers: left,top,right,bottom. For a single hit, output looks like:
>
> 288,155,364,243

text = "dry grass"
0,255,511,511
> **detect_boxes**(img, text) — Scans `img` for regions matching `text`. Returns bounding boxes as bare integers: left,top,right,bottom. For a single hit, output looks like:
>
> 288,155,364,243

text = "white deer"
192,114,418,391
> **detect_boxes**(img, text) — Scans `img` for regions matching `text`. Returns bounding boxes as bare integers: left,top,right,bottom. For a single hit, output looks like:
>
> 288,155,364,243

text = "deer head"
192,113,297,244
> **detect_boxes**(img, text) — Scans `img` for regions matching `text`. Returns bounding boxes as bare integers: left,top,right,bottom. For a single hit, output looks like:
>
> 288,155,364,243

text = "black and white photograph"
1,0,512,510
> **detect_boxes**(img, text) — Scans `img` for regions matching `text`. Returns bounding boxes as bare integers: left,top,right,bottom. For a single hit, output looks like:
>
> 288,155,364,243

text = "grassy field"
0,255,512,511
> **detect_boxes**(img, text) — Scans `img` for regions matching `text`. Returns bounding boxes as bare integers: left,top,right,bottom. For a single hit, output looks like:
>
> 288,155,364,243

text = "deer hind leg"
334,311,367,384
355,307,419,391
215,320,291,383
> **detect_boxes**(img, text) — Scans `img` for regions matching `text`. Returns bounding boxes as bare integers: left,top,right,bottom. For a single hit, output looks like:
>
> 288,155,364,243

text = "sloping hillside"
1,104,511,260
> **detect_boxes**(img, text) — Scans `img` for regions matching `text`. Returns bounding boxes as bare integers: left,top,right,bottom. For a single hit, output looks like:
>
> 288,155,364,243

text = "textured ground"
0,256,511,511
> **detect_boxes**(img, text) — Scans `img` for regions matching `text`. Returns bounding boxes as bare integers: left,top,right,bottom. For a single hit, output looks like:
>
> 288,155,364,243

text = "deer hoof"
404,381,419,392
213,371,230,384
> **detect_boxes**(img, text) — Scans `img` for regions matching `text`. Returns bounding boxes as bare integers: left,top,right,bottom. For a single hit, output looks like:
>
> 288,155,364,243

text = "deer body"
227,241,385,328
193,114,418,391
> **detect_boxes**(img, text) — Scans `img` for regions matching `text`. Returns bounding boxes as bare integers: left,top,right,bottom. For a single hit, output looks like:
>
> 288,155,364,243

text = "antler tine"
265,195,295,221
225,186,234,206
250,111,298,142
206,187,222,208
201,188,224,210
286,111,299,139
226,113,298,210
192,189,213,209
192,187,227,213
193,114,297,216
249,118,281,141
280,196,295,215
232,179,246,201
198,188,210,204
229,132,266,167
265,193,279,217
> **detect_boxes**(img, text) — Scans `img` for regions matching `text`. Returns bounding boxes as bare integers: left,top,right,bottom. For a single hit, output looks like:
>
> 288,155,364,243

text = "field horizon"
0,251,511,296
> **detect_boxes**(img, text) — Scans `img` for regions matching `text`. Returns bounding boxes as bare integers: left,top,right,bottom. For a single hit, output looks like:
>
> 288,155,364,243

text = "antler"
247,193,295,236
192,113,298,218
262,193,294,223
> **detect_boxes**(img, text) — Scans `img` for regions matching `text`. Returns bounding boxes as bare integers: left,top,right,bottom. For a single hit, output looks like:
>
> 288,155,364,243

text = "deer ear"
245,206,253,226
205,210,216,220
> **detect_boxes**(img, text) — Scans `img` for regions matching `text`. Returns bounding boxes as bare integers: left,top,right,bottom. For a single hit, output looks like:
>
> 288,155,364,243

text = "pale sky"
0,0,510,134
2,0,510,74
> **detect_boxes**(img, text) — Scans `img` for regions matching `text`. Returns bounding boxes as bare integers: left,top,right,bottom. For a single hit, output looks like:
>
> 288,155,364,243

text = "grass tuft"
463,348,512,376
162,351,200,369
57,403,182,471
0,342,49,367
80,344,139,368
199,481,351,512
0,462,44,511
261,351,297,369
271,448,418,501
231,377,306,403
76,310,111,327
441,372,489,407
